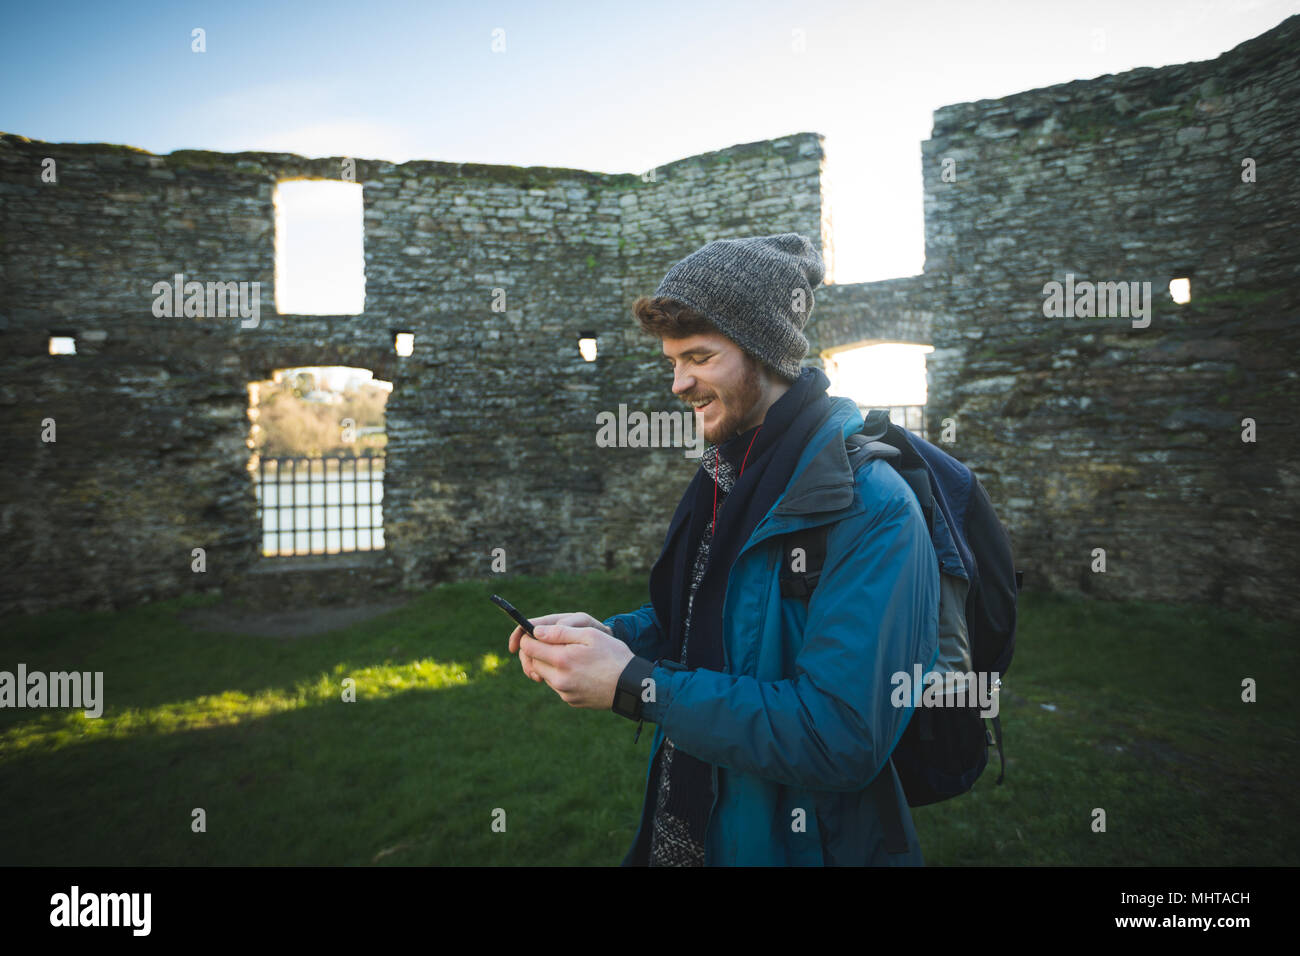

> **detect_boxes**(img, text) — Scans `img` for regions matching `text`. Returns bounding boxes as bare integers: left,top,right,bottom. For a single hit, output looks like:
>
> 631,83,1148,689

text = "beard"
694,356,764,445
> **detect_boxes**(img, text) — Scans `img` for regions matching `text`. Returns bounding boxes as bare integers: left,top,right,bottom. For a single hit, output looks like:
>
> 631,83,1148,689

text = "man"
507,233,939,865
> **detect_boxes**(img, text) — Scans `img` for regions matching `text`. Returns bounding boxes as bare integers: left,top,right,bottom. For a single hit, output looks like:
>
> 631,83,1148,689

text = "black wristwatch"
612,656,656,720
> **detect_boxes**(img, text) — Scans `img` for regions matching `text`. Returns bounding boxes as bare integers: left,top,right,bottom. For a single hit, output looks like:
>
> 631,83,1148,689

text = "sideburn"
715,355,764,442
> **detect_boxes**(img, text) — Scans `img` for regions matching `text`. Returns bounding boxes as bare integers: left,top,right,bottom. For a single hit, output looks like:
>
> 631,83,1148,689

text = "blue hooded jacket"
604,395,940,865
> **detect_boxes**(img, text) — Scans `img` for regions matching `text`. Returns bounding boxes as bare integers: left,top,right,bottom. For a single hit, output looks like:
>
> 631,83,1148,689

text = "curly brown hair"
630,295,718,339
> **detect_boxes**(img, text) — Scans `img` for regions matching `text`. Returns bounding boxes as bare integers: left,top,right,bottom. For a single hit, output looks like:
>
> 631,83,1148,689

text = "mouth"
686,396,715,413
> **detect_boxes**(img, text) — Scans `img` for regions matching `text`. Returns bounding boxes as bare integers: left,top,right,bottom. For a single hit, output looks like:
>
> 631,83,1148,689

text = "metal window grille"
253,453,385,556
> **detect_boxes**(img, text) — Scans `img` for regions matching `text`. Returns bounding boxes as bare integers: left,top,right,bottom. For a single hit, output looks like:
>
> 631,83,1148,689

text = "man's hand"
521,623,635,710
506,612,614,684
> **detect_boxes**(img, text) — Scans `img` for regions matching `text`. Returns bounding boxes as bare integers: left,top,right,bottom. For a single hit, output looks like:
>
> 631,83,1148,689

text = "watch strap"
612,655,656,720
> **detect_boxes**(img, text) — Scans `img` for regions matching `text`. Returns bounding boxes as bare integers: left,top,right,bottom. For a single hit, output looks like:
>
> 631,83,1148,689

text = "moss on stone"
1063,105,1122,142
457,161,629,190
9,137,155,157
166,150,251,171
1061,100,1197,143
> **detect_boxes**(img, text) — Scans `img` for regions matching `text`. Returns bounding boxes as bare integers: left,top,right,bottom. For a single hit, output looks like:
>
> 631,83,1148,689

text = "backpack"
779,409,1022,851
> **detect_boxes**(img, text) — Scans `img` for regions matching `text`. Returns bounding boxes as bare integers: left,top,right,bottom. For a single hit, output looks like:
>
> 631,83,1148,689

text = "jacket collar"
739,396,864,552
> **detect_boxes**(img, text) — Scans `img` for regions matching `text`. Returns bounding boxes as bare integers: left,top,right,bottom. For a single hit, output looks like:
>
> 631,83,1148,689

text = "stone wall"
0,130,827,614
909,15,1298,616
812,14,1297,621
2,14,1297,622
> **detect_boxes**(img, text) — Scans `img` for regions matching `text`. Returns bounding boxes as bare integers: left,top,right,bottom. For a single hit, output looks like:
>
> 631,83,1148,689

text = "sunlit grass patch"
0,655,498,757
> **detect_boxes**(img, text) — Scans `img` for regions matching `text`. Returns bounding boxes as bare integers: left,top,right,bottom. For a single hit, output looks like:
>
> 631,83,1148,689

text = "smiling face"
663,331,769,445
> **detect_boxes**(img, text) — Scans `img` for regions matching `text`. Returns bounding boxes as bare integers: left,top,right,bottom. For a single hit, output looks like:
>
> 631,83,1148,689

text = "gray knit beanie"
651,233,825,382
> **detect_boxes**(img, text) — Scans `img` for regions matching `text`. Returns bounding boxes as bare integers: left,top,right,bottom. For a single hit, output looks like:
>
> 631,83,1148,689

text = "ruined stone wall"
913,17,1299,616
4,14,1296,623
0,131,827,614
809,16,1298,621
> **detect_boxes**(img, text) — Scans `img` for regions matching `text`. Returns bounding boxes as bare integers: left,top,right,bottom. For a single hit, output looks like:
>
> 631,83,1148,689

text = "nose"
671,366,696,396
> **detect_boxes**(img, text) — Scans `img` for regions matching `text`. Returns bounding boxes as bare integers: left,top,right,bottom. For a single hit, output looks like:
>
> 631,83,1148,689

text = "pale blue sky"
3,0,1296,281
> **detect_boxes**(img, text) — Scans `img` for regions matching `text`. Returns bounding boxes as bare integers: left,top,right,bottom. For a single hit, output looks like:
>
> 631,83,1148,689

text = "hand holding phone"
492,593,548,683
490,595,616,683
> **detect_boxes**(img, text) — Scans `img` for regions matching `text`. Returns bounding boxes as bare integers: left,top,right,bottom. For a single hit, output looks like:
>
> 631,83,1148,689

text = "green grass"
912,591,1298,865
1,576,1295,865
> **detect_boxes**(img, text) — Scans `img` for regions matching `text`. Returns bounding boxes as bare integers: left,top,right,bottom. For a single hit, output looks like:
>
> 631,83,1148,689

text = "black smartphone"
490,593,535,637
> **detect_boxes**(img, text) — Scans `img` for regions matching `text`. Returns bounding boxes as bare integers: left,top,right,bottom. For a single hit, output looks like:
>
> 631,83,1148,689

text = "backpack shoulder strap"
846,433,900,464
779,525,829,598
779,435,900,598
862,408,891,441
